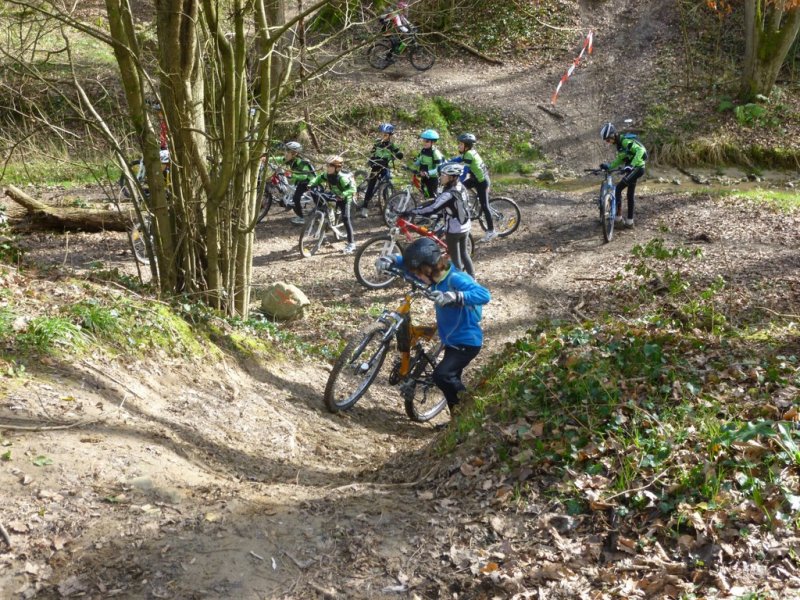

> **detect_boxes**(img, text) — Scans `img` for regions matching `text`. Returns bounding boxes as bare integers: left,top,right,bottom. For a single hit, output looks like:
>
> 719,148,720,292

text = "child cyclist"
360,123,404,218
413,129,444,199
280,141,317,225
377,237,490,416
401,162,474,278
450,133,495,242
308,155,358,254
599,122,647,227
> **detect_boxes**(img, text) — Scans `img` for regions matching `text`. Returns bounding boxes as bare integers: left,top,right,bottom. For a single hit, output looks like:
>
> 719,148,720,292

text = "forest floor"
2,0,800,597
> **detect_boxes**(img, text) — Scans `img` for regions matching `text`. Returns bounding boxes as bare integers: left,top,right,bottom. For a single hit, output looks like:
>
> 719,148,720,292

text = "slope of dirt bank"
3,177,800,598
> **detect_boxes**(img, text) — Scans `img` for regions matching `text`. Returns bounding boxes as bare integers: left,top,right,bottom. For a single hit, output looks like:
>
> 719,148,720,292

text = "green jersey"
309,171,356,202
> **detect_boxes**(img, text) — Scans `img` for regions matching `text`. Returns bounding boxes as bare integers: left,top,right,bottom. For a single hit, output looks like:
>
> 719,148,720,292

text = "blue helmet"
419,129,439,141
378,123,395,134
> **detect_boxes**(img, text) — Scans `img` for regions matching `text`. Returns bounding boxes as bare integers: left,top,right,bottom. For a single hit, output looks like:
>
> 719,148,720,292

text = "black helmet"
457,133,477,147
403,237,442,270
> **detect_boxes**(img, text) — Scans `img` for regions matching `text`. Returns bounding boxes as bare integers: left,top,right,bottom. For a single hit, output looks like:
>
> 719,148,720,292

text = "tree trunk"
4,185,134,232
740,2,800,100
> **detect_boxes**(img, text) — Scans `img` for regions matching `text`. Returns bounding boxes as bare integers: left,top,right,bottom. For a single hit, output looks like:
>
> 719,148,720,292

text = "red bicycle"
353,215,474,289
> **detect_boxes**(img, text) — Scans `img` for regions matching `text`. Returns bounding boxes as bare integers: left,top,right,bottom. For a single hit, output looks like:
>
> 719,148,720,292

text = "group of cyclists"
268,120,646,418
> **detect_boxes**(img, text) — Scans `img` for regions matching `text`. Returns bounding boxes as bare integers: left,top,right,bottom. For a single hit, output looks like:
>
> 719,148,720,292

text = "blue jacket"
394,259,490,347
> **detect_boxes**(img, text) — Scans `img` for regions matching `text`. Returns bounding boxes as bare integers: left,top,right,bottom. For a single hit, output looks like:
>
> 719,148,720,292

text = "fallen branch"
755,306,800,320
435,33,503,65
0,521,11,548
537,104,565,120
284,550,316,570
308,582,337,598
603,469,669,502
329,467,436,492
4,185,133,232
0,417,105,431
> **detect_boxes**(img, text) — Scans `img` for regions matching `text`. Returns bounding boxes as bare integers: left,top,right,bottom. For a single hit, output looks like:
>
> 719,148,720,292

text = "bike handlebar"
384,265,439,301
585,167,626,175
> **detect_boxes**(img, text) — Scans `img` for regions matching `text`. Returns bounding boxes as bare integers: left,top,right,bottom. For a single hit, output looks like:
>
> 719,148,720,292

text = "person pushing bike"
413,129,444,200
600,122,647,228
401,162,474,278
377,237,490,416
361,123,404,218
449,132,495,242
308,155,358,254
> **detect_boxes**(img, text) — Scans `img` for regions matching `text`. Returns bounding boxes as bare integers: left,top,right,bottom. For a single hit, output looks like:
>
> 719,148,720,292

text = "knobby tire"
481,196,521,237
299,211,326,257
409,44,435,71
324,323,392,412
368,41,393,70
602,192,615,243
403,341,447,422
354,235,405,290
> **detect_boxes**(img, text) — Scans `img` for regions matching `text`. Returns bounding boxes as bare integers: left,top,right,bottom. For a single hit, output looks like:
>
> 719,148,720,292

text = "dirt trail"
5,176,799,598
2,1,800,596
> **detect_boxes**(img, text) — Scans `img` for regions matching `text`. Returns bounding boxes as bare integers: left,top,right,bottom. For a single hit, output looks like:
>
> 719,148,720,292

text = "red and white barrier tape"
550,30,593,105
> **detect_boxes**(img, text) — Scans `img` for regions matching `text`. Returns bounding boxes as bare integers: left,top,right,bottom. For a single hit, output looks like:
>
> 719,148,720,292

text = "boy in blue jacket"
378,237,490,414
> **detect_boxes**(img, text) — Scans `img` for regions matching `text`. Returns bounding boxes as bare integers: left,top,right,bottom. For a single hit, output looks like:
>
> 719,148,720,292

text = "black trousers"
432,345,481,409
615,167,644,220
293,180,309,217
464,177,492,230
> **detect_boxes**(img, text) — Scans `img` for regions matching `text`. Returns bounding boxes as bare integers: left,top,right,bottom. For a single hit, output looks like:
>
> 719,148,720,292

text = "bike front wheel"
256,191,272,223
354,235,404,290
129,215,152,265
403,341,447,422
481,197,521,237
383,191,419,226
601,192,615,243
324,323,392,412
299,211,326,257
409,44,435,71
368,40,394,70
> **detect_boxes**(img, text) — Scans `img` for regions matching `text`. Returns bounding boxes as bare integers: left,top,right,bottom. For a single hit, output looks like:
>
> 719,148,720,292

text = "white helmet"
439,162,464,177
159,149,170,164
284,141,302,152
600,122,617,140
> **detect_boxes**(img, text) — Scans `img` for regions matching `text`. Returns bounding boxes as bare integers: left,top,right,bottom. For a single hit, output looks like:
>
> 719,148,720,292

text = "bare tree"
4,0,365,316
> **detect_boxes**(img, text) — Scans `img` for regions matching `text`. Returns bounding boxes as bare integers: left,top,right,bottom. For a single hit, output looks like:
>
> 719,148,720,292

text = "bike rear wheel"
354,235,404,290
403,341,447,422
601,192,615,243
481,197,521,237
324,323,392,412
353,170,369,210
368,40,393,70
409,44,435,71
384,191,419,226
299,211,326,257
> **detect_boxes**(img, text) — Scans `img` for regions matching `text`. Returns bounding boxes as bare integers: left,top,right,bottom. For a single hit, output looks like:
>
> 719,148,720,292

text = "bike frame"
392,216,448,251
376,288,437,379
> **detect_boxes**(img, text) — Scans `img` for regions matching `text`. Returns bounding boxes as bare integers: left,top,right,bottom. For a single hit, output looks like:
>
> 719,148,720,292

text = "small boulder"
259,282,310,320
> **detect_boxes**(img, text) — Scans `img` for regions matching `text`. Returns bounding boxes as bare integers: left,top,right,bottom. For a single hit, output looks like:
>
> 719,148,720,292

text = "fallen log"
4,185,134,232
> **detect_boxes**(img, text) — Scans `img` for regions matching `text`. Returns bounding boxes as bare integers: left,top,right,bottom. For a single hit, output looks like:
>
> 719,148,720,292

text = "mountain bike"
256,161,314,223
586,167,625,243
324,270,447,423
298,188,349,257
353,215,475,290
465,189,521,238
353,163,395,215
117,151,171,203
383,167,428,226
368,29,435,72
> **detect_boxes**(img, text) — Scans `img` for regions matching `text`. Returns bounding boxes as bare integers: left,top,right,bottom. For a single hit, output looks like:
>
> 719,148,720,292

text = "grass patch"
714,189,800,212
